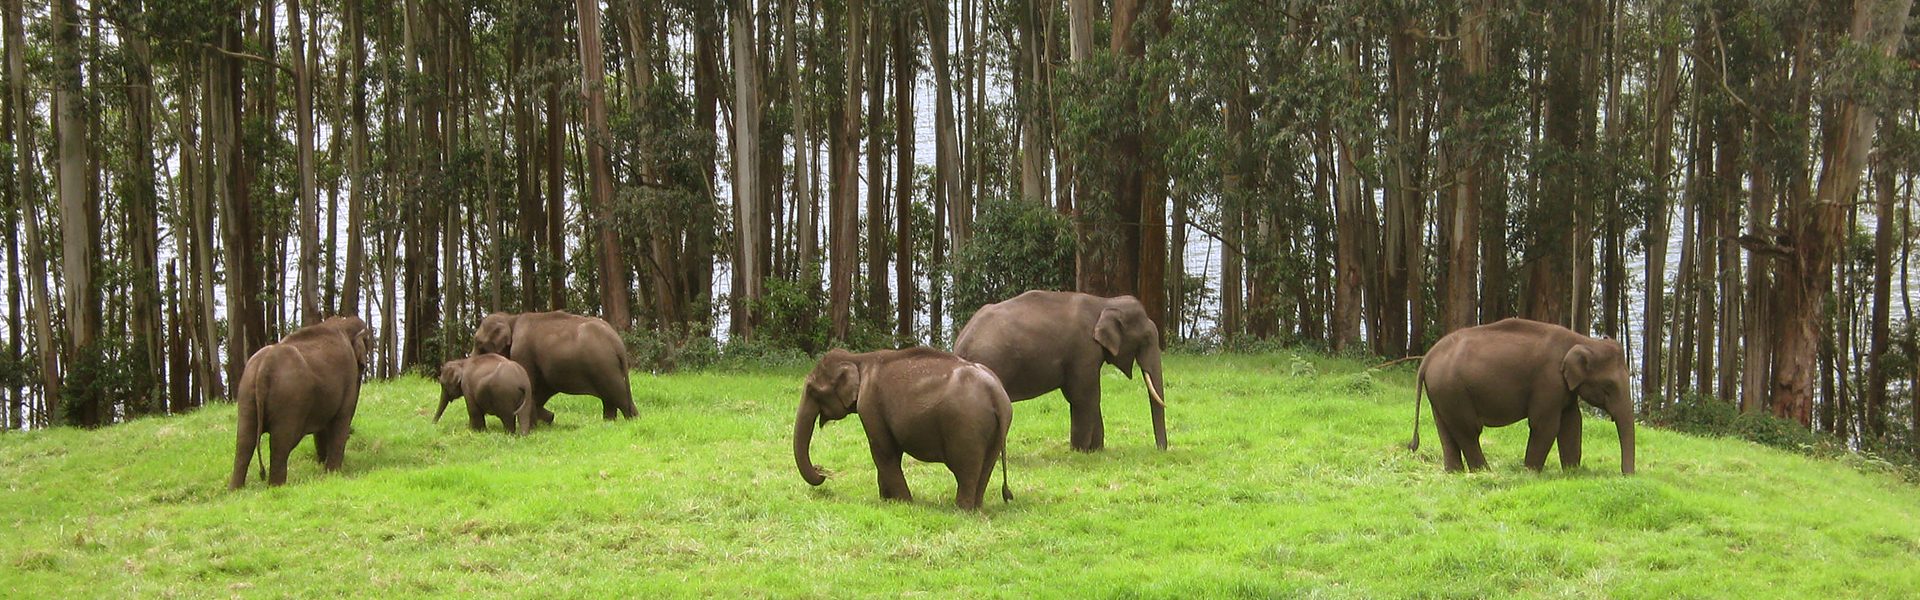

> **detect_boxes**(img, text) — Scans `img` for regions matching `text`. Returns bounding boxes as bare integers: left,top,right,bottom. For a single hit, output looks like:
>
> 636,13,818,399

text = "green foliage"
621,324,722,374
1652,394,1841,456
3,353,1919,596
949,196,1075,328
745,266,832,354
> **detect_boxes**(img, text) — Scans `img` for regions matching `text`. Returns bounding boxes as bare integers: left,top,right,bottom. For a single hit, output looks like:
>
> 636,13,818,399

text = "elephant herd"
228,290,1638,509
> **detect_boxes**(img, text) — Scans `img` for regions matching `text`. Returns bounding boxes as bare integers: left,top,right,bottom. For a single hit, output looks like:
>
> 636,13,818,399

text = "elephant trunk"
1142,354,1168,451
1609,400,1636,475
433,391,454,424
794,400,827,486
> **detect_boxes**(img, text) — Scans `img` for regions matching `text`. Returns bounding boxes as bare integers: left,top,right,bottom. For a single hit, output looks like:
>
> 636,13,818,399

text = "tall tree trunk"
343,0,367,316
292,0,320,325
894,8,915,340
577,0,631,330
730,0,766,337
1865,136,1897,439
53,0,100,425
790,0,817,272
829,0,865,341
1524,0,1595,329
119,0,162,413
927,0,965,260
6,0,54,423
1642,28,1678,411
863,11,887,330
1016,0,1050,207
1773,0,1913,425
1444,0,1490,336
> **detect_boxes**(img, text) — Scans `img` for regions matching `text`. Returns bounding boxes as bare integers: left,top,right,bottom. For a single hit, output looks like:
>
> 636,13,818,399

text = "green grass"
3,352,1918,598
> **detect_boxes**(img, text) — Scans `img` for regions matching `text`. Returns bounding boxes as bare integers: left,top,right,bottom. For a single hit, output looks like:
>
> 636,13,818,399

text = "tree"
730,0,766,337
1772,0,1915,425
578,0,630,331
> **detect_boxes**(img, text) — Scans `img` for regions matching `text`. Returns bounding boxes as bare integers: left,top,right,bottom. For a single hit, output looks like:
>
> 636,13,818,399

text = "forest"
0,0,1915,457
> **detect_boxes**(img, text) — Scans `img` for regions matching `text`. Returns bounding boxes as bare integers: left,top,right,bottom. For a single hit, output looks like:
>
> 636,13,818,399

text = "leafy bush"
622,324,721,374
1652,394,1837,455
746,267,833,354
949,196,1076,327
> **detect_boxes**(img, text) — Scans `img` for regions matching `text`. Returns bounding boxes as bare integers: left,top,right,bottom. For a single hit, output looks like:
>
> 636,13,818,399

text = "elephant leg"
1063,376,1105,452
599,375,638,420
267,431,301,486
312,430,332,464
321,421,350,473
1455,423,1489,471
944,440,988,511
467,403,487,432
1434,415,1465,472
1523,415,1559,472
1557,404,1584,470
533,390,558,424
869,437,911,502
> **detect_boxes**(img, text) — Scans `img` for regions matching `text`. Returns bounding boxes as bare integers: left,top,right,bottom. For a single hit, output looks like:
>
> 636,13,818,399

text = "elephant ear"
1561,345,1597,392
1094,307,1135,378
353,325,373,371
827,361,860,413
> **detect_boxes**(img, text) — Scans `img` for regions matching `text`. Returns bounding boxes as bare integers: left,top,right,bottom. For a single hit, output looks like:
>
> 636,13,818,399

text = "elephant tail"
1000,449,1013,503
1408,365,1426,452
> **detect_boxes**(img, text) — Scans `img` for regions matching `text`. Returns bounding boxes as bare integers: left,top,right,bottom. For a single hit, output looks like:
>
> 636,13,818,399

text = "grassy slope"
2,352,1917,598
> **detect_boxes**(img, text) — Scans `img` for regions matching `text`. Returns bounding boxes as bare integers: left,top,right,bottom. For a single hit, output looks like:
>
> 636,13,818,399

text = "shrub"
1651,394,1837,455
949,196,1076,327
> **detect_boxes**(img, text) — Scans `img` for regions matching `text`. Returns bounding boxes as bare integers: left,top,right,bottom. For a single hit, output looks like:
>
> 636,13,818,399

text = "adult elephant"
1409,318,1636,475
955,290,1167,451
229,316,373,489
472,311,636,423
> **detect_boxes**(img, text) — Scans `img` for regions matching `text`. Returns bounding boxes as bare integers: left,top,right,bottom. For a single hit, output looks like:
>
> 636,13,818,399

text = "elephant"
229,316,374,489
954,290,1167,452
1409,318,1636,475
793,348,1014,510
436,354,535,435
472,311,636,424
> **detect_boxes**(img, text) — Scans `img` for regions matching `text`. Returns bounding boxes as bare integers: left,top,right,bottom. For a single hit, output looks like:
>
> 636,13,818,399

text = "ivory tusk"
1143,371,1166,407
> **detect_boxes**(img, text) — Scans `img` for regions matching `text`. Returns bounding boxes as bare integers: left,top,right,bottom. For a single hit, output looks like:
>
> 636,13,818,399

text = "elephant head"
794,350,861,486
1563,338,1635,475
473,313,517,356
434,358,468,424
1093,298,1169,450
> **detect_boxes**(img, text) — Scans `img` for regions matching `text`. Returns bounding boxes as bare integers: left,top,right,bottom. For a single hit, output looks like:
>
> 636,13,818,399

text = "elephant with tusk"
955,290,1169,451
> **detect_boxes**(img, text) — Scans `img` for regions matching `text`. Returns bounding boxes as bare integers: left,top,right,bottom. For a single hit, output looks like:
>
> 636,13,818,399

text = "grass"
2,351,1918,598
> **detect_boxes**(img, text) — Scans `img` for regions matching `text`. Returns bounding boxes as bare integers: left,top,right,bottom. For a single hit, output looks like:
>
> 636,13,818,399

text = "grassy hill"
2,352,1917,598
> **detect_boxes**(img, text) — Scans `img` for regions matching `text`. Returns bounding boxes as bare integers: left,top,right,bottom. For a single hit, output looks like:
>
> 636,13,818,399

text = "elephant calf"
794,348,1014,510
437,354,535,435
230,316,373,489
1410,318,1636,475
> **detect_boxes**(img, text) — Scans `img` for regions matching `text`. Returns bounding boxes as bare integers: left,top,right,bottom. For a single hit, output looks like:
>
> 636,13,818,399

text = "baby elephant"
793,348,1014,510
436,354,534,435
1411,318,1636,475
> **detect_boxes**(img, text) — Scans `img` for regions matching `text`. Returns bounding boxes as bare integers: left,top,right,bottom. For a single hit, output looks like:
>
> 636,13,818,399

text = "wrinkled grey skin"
794,348,1014,510
437,354,534,435
230,316,373,489
954,291,1167,451
1410,318,1637,475
472,311,636,424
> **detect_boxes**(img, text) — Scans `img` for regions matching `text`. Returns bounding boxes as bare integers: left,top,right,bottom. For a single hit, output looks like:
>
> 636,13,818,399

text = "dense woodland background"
0,0,1916,454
